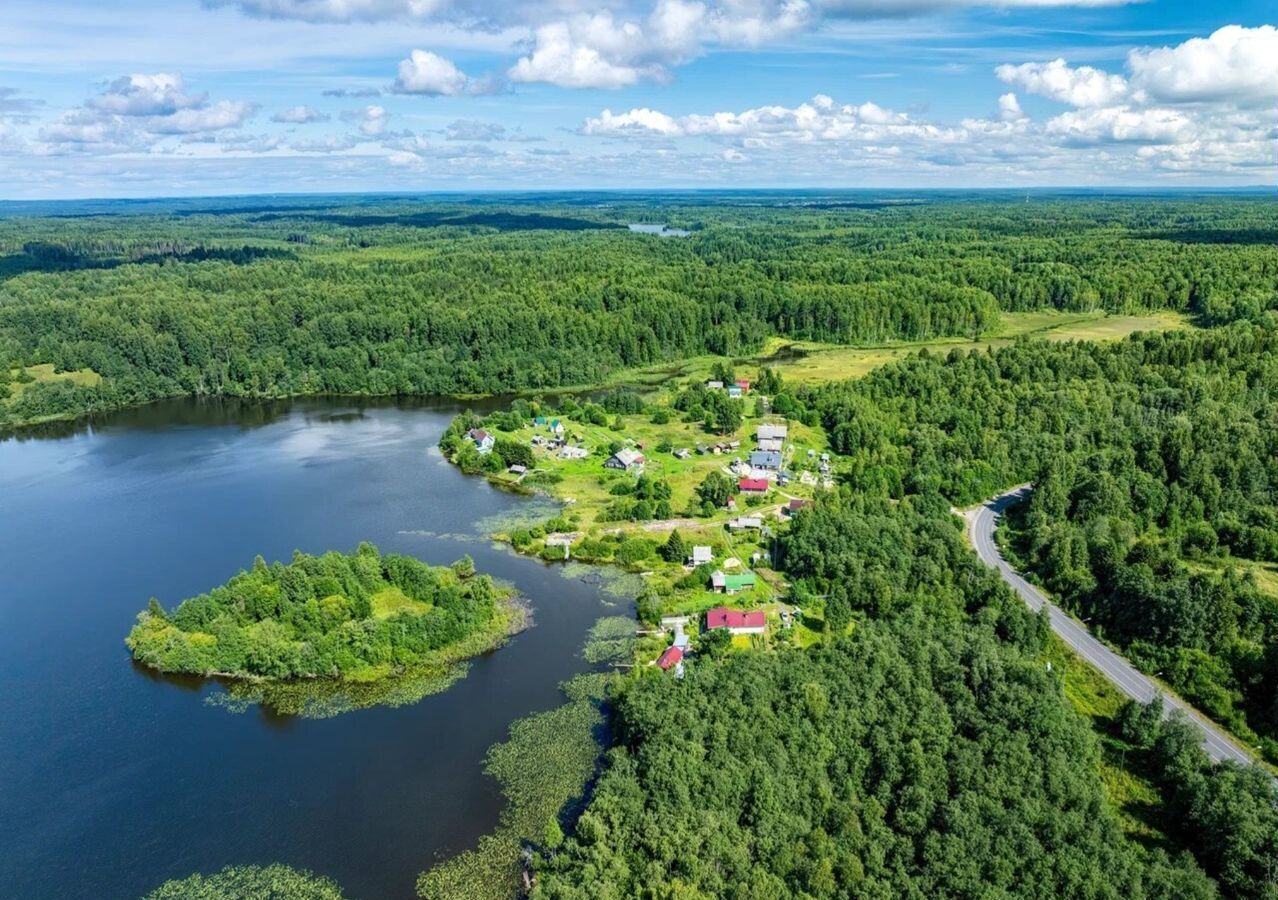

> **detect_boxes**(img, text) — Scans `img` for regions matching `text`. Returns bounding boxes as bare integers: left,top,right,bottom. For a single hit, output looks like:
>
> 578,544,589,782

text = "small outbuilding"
785,498,812,516
688,545,713,566
710,570,758,594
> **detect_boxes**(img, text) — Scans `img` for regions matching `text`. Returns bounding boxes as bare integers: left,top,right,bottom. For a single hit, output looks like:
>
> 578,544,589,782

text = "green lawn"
6,362,102,398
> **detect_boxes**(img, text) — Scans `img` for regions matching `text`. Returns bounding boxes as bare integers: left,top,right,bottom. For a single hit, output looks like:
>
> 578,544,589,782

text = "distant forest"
1,195,1275,426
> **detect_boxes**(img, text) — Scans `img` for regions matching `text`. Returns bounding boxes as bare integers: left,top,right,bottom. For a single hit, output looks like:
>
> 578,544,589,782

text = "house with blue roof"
750,449,782,470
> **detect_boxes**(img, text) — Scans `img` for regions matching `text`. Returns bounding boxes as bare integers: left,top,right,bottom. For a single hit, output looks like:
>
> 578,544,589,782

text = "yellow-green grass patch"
371,587,432,618
6,363,102,398
1185,557,1278,599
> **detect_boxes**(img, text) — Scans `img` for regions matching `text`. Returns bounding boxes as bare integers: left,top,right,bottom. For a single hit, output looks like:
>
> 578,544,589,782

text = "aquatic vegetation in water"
206,660,471,719
143,863,347,899
415,672,612,900
581,616,638,665
472,500,564,539
559,562,644,601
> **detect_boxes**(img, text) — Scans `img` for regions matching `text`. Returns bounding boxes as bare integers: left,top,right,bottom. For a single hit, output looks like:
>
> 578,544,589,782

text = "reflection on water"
0,397,625,900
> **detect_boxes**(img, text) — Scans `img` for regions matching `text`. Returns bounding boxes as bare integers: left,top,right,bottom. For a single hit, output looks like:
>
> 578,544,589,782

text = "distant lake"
628,223,692,237
0,398,622,900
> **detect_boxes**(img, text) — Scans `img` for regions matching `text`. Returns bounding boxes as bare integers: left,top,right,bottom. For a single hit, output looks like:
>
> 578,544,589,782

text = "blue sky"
0,0,1273,197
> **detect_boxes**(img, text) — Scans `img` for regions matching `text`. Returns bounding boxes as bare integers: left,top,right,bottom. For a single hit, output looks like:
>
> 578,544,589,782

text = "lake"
627,223,692,237
0,398,623,899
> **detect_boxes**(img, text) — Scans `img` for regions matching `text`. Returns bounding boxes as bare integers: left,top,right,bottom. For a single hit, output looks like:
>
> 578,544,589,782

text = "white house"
467,428,495,454
688,545,713,566
604,448,645,470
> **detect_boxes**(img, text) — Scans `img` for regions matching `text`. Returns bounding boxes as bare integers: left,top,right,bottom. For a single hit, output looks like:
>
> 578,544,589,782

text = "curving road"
964,485,1256,767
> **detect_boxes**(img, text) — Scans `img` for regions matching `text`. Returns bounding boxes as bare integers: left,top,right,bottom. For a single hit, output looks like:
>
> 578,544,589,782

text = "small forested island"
126,543,523,684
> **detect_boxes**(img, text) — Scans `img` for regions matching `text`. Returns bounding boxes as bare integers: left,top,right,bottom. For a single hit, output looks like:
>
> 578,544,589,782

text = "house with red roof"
705,606,766,635
785,498,812,516
467,428,494,454
657,645,684,671
738,477,769,493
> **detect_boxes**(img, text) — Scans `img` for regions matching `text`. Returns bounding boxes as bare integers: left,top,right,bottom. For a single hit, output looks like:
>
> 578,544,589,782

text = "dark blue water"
0,398,617,900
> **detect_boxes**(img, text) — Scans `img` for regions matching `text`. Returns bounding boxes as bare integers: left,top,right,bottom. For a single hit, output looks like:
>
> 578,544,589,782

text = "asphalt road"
965,485,1257,767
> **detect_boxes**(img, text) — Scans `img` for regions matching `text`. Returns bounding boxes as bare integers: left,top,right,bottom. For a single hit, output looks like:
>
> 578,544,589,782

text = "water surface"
0,398,618,899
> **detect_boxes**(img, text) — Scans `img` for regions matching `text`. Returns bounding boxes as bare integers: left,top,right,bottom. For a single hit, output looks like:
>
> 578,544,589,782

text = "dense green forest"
763,325,1278,758
126,544,509,680
536,496,1276,898
2,195,1275,427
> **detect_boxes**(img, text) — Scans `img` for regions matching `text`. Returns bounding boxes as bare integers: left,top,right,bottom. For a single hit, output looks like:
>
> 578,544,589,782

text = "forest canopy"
2,194,1275,427
782,324,1278,759
126,544,511,681
534,497,1239,899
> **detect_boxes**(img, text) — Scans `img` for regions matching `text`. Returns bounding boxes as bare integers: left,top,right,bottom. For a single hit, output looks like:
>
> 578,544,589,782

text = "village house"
559,445,588,460
657,645,683,671
706,380,724,390
705,606,766,634
785,498,812,516
467,428,494,454
758,437,784,453
735,379,750,393
688,545,713,567
727,384,743,399
533,416,548,426
750,449,782,471
604,447,645,470
728,516,763,531
710,570,758,594
757,423,788,443
739,477,769,493
544,533,575,559
674,448,691,459
550,420,565,436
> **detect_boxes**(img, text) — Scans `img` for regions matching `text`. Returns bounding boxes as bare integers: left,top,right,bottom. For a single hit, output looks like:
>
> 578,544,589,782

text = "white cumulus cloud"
394,49,473,95
998,92,1025,121
995,58,1128,107
1128,25,1278,106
